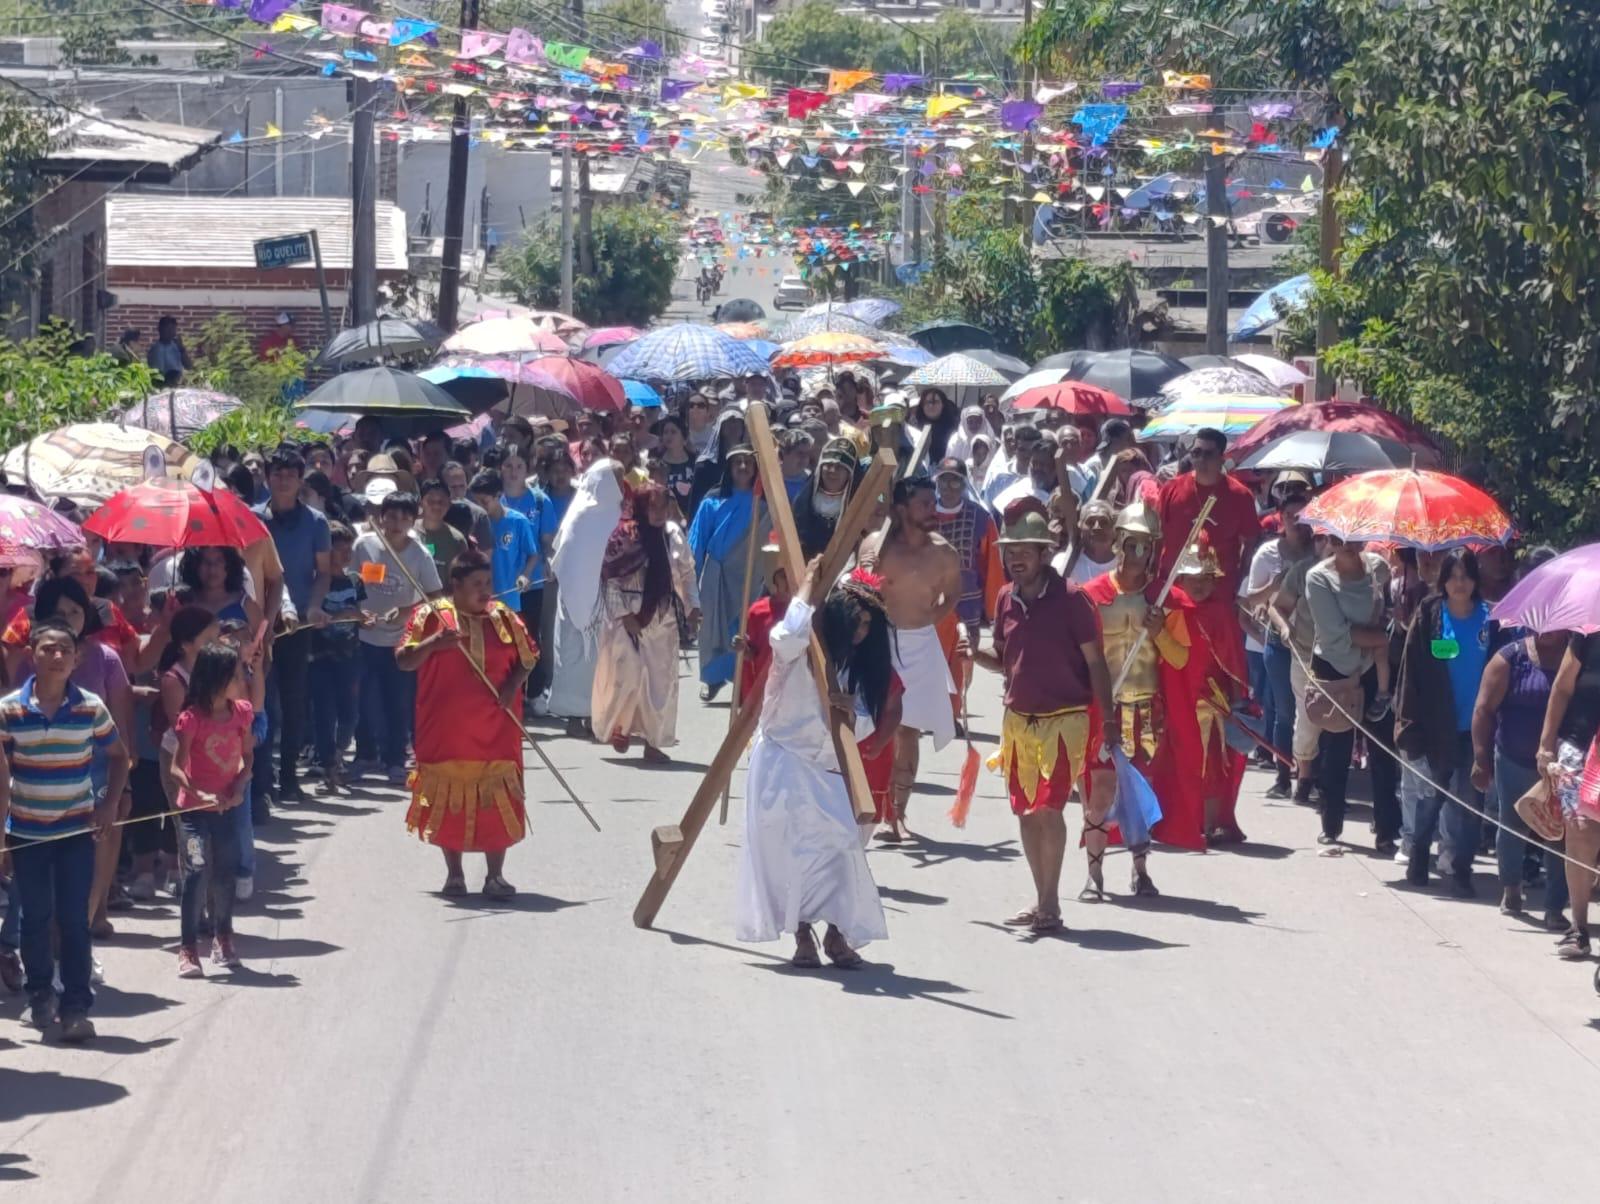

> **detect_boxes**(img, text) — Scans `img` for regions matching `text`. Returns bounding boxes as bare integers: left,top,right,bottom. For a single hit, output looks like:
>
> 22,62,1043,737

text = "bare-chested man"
859,474,964,841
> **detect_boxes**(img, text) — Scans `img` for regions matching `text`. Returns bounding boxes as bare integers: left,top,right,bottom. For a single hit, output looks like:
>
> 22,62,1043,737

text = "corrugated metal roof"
106,196,409,271
37,114,220,181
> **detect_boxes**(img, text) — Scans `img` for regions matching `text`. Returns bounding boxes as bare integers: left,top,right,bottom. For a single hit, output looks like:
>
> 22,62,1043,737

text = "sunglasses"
1082,517,1114,531
1190,445,1223,459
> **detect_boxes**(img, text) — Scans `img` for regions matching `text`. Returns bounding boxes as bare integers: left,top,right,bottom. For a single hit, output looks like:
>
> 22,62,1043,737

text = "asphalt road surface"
4,655,1600,1200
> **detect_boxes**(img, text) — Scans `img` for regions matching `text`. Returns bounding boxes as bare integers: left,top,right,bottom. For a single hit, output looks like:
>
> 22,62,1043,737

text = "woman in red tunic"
397,549,538,898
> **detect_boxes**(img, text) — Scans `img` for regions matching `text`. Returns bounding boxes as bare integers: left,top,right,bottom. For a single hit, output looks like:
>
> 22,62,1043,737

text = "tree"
589,0,683,57
501,203,680,326
0,95,55,320
0,320,156,451
744,2,907,87
1314,0,1600,540
189,313,308,409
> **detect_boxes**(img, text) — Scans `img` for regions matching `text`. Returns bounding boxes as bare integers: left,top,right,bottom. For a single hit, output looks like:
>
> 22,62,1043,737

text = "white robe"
734,598,887,947
548,460,624,720
591,525,698,748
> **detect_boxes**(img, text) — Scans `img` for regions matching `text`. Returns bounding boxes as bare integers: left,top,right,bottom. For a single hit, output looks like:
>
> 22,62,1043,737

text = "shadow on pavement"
0,1153,35,1181
1218,841,1296,860
971,919,1185,953
208,968,301,988
43,1034,177,1057
878,886,948,907
599,756,711,773
434,891,592,919
1108,893,1266,925
237,935,341,959
754,960,1014,1021
891,834,1021,869
91,986,181,1019
0,1068,128,1125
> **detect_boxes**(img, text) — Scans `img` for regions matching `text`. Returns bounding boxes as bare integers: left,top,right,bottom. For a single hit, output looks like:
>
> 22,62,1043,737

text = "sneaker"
105,882,134,912
212,936,241,969
1500,888,1523,915
129,873,157,902
349,759,381,780
90,956,105,986
0,948,21,993
1556,929,1591,960
235,876,254,902
386,765,409,785
28,993,58,1030
57,1014,96,1044
1264,781,1291,801
531,691,551,717
278,782,307,804
177,946,204,978
1375,838,1399,857
1365,692,1393,722
1436,851,1455,877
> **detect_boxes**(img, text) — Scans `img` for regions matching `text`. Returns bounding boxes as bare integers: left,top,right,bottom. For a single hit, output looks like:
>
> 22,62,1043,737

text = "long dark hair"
178,546,246,596
819,588,893,724
1433,547,1482,602
159,605,220,672
33,576,102,636
183,641,239,715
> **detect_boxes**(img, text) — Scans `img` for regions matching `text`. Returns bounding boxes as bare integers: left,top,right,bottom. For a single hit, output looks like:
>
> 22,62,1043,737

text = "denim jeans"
12,832,96,1014
1262,641,1295,765
179,808,240,947
356,641,412,769
254,627,312,798
1494,752,1569,912
1247,650,1273,747
1,874,19,951
309,654,359,768
1410,730,1482,884
1399,755,1428,852
520,587,548,696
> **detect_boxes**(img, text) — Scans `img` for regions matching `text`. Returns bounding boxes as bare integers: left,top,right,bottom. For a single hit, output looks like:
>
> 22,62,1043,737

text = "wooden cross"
632,420,898,930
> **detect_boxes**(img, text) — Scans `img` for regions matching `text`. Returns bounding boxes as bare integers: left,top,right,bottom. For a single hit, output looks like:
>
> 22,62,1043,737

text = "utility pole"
560,145,575,313
436,0,480,331
1204,148,1230,354
349,76,378,324
572,0,594,283
1315,143,1343,401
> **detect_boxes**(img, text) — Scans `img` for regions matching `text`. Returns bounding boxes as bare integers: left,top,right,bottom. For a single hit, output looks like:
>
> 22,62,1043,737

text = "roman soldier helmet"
1174,530,1225,578
1113,502,1159,540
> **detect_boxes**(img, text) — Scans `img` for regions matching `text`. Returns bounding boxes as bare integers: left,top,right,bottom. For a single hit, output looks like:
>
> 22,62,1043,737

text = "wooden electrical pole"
1314,144,1344,401
436,0,480,331
349,76,378,324
1204,148,1230,355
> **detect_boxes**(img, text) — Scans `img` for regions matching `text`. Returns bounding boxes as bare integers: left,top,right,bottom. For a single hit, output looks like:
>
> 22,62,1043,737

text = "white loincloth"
892,623,955,749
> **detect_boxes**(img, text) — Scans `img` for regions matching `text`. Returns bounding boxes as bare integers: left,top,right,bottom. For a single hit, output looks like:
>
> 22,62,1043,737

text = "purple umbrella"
1491,544,1600,634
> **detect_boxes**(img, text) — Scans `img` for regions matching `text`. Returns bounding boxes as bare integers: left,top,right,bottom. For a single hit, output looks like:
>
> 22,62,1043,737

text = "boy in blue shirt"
468,470,539,603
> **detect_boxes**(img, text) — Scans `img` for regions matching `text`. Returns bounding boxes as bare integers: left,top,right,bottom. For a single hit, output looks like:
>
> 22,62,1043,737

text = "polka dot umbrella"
82,477,271,550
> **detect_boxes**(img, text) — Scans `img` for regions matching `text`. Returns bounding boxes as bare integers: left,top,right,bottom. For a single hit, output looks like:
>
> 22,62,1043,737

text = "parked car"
772,275,810,310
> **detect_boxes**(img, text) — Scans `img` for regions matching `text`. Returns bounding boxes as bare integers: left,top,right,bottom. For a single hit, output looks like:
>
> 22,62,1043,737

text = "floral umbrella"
1,423,197,507
116,388,243,442
0,494,84,571
771,331,885,369
1141,393,1296,439
1301,468,1514,550
442,316,572,356
1227,401,1439,462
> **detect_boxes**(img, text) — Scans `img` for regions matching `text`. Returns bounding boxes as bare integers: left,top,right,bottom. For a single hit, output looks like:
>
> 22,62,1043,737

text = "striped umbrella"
605,323,772,383
902,352,1012,391
772,331,885,369
1141,393,1296,440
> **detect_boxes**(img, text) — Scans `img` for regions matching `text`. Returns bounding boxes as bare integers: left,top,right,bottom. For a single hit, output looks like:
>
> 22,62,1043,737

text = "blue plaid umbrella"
800,297,902,326
605,323,771,383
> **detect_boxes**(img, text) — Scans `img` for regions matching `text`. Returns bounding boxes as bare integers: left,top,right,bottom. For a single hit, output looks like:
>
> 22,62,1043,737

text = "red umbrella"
1229,401,1438,462
522,355,626,412
83,478,270,549
1301,468,1513,550
1008,380,1131,416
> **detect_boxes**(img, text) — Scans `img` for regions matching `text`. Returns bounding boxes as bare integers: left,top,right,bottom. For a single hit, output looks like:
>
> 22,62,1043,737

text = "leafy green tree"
0,320,156,451
190,314,308,410
0,95,54,319
590,0,683,56
501,203,680,326
745,2,907,87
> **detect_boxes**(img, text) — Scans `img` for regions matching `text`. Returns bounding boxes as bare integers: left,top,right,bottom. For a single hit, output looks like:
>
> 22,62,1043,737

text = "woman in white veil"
547,458,625,736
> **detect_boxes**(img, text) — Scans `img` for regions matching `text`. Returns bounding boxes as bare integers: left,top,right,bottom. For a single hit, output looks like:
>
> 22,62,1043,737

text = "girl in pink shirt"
169,642,254,977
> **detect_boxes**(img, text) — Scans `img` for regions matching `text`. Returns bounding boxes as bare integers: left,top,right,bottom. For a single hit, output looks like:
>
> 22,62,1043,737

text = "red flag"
786,88,827,119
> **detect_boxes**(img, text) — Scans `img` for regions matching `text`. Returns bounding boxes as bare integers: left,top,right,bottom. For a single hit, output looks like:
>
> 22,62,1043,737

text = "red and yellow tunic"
401,600,538,852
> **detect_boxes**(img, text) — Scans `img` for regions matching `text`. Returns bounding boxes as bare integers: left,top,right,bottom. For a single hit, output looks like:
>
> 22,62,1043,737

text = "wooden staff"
1110,494,1216,697
380,544,602,833
720,477,767,825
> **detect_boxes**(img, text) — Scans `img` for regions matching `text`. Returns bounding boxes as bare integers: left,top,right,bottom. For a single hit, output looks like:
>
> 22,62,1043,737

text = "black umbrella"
963,348,1031,379
716,298,767,322
295,366,469,422
1034,348,1189,401
910,319,996,354
1235,430,1418,474
313,316,446,368
1180,354,1235,371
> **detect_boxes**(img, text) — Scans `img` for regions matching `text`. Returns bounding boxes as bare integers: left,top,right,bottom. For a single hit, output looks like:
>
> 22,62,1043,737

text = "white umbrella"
1233,353,1309,389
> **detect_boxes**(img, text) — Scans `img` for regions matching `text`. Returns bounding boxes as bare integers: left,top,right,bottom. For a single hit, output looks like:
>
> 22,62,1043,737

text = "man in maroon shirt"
975,498,1117,934
1154,426,1261,595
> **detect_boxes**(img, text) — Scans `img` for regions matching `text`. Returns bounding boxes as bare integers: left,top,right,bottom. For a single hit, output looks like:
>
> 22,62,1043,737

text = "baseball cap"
934,457,967,480
364,477,399,506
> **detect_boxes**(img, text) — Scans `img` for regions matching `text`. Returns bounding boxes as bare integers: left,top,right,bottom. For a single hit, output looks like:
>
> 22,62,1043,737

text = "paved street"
3,659,1600,1201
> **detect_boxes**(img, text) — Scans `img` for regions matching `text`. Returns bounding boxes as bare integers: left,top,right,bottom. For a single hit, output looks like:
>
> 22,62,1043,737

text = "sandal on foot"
791,924,822,969
875,826,903,843
441,874,468,897
1029,913,1064,934
1557,929,1591,960
1078,874,1107,903
1003,907,1040,927
823,930,865,969
1130,867,1160,898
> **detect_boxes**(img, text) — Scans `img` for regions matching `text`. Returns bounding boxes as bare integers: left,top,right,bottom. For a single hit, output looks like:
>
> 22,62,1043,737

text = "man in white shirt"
350,490,444,783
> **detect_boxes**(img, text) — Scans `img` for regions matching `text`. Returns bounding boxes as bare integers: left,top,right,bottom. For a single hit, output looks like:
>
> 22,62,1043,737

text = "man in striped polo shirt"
0,619,129,1042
